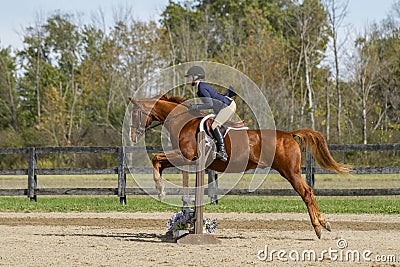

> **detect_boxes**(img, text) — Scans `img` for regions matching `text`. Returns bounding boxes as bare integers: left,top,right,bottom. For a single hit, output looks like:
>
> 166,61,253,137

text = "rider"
185,66,237,162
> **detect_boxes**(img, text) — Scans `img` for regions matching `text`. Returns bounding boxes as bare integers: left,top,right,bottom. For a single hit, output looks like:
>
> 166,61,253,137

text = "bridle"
130,102,149,140
130,100,191,142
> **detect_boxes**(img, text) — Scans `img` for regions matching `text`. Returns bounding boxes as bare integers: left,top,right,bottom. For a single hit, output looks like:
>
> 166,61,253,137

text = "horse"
128,94,351,239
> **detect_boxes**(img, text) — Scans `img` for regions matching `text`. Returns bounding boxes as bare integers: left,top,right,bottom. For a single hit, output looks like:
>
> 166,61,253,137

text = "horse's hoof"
315,228,322,239
325,222,332,232
158,191,166,201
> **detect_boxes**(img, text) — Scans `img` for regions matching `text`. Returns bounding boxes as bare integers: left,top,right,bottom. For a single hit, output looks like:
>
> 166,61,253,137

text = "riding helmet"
185,66,205,80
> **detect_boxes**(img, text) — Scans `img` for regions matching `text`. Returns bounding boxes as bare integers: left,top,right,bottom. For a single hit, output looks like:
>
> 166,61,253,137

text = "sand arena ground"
0,212,399,266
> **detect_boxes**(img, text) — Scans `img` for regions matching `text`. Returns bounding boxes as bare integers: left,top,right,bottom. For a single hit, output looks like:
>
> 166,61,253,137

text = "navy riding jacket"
194,82,233,113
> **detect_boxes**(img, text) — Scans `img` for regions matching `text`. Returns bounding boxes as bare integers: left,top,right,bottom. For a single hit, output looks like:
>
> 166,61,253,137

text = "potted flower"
167,210,218,239
203,218,218,234
167,211,193,239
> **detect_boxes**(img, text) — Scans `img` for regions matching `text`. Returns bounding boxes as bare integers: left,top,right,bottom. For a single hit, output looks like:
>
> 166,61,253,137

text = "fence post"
306,147,315,189
207,170,218,205
27,147,37,202
118,146,127,205
182,170,189,196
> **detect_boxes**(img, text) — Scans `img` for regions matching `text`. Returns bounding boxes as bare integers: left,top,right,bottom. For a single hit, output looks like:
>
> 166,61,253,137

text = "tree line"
0,0,399,152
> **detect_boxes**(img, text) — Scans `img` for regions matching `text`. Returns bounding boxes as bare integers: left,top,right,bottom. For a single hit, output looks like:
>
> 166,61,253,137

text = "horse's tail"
291,128,352,174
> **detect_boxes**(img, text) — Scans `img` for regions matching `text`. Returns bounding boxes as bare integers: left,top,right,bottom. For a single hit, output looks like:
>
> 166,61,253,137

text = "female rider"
185,66,237,162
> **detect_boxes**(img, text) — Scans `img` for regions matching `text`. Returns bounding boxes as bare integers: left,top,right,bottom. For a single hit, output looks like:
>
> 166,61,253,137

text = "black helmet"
185,66,205,80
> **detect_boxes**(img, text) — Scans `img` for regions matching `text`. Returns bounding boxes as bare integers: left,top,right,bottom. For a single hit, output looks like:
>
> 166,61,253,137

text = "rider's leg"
211,126,228,161
211,101,236,161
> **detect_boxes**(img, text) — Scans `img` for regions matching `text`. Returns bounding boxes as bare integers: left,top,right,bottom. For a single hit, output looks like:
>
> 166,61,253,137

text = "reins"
131,100,191,135
145,109,191,131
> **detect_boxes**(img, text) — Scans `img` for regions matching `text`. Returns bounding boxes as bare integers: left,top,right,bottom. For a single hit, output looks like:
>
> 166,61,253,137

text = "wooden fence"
0,144,399,203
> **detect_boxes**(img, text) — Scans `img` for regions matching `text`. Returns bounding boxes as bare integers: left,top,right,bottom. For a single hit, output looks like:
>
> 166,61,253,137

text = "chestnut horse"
128,95,351,238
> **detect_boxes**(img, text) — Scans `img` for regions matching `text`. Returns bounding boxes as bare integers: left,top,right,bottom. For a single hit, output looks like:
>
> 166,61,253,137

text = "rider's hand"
189,104,199,111
188,104,200,116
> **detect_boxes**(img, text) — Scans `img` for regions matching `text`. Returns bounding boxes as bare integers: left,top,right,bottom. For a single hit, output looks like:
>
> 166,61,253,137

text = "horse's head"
128,97,154,143
128,95,195,143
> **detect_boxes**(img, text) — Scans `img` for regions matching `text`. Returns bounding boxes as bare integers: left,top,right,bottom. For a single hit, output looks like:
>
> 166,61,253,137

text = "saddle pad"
199,114,248,138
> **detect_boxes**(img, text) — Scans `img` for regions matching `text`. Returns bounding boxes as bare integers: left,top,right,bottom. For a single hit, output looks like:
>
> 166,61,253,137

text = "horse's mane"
156,94,187,104
152,93,244,126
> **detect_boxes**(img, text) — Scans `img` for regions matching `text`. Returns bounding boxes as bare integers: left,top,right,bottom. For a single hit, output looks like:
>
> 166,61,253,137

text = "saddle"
199,114,248,138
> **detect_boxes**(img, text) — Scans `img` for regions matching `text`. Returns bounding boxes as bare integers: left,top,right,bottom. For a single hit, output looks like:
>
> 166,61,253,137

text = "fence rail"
0,144,399,203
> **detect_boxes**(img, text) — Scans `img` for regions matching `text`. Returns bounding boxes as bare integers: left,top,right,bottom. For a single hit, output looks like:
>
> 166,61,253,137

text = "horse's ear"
129,97,138,105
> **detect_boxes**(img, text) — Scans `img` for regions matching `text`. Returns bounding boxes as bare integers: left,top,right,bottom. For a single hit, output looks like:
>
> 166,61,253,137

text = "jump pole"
177,131,221,245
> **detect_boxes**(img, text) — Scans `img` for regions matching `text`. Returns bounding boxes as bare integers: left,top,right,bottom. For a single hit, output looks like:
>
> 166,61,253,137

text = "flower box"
172,229,190,239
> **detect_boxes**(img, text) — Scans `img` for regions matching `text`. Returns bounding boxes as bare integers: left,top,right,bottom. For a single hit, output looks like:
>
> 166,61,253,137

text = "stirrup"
215,149,228,162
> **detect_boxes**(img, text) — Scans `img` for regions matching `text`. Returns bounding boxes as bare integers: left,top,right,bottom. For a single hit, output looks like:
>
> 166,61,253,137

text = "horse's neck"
154,100,198,130
152,101,178,122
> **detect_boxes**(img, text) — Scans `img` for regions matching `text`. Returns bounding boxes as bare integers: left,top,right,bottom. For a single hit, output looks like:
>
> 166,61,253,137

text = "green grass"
0,196,398,214
0,196,172,212
205,196,400,214
1,173,399,214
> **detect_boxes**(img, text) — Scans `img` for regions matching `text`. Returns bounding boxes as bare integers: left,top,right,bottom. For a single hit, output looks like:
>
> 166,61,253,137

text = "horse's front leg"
152,152,170,200
151,150,193,200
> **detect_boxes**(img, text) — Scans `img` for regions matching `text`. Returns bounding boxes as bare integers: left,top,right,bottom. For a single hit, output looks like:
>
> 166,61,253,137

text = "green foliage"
0,47,18,132
0,1,399,169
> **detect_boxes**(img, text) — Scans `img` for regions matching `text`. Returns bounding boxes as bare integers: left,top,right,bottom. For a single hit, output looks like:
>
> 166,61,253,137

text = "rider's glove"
189,104,199,111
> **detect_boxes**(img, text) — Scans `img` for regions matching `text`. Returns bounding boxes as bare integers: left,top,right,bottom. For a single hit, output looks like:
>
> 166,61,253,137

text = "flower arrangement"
166,211,218,235
166,211,194,232
203,218,218,234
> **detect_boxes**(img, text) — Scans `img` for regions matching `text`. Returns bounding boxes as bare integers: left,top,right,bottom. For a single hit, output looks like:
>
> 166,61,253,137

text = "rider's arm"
193,84,213,110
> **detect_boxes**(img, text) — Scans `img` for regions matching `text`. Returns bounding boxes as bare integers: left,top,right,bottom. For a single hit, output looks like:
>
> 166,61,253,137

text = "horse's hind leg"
283,170,331,238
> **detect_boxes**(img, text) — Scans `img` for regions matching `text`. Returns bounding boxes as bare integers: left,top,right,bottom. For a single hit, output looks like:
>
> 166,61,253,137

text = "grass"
0,196,171,212
0,173,399,214
0,195,398,214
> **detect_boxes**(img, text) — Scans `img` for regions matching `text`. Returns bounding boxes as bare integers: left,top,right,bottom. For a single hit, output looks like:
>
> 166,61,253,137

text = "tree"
347,31,380,144
18,16,49,129
284,0,330,130
0,47,19,132
323,0,348,141
43,13,83,145
19,13,88,145
160,1,207,64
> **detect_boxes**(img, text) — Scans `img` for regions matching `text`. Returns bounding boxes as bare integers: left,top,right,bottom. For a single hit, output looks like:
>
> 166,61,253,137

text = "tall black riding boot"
212,126,228,162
